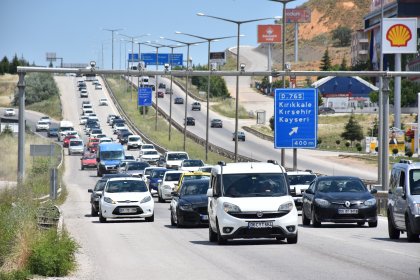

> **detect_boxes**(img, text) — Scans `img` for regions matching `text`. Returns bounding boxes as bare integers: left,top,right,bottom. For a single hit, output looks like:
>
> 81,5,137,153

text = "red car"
63,135,77,148
87,138,99,151
157,90,164,98
89,142,99,153
80,153,97,170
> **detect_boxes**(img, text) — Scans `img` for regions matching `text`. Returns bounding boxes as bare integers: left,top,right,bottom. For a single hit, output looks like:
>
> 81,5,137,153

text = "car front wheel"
145,213,154,222
406,215,419,242
312,209,321,227
216,220,227,245
302,210,310,225
368,221,377,228
99,210,106,223
287,233,298,244
388,211,400,239
209,225,217,242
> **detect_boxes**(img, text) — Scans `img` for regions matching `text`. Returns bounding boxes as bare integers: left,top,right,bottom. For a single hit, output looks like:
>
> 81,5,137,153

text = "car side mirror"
402,193,406,200
206,188,214,197
88,189,93,193
171,191,179,197
305,189,314,194
96,158,100,163
370,189,378,194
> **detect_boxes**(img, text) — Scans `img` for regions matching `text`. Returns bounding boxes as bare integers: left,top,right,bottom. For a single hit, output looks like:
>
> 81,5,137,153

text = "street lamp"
161,37,206,151
197,13,276,162
142,41,164,131
268,0,295,166
175,31,238,161
103,28,123,69
159,37,186,142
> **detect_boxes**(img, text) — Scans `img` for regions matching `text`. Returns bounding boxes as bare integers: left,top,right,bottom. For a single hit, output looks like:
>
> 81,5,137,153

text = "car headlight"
315,198,330,207
141,195,152,203
103,197,116,204
364,198,376,206
223,202,241,213
278,201,294,211
179,204,192,211
413,203,420,215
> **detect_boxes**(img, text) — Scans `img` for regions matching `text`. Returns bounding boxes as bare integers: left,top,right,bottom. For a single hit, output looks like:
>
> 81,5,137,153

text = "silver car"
68,138,84,155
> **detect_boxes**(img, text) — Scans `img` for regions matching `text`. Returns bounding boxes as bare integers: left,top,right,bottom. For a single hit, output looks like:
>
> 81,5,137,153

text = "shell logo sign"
386,24,412,47
382,18,418,54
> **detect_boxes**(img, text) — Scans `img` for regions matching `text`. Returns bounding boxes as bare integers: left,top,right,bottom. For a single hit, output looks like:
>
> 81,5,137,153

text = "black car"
175,97,184,104
118,131,133,144
47,127,59,137
210,119,223,128
111,118,125,128
158,83,166,89
301,176,378,227
88,174,129,216
318,107,335,115
170,178,210,227
185,117,195,126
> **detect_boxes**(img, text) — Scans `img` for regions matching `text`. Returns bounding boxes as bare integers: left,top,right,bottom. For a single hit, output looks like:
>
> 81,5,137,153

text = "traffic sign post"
274,88,318,149
138,87,152,106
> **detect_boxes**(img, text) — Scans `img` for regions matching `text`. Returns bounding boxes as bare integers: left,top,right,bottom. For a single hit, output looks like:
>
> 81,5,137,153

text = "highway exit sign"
274,88,318,149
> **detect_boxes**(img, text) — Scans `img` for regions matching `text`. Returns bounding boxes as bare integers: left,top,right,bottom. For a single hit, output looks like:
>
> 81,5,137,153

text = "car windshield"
143,150,158,155
288,174,316,185
70,141,83,146
94,180,107,191
183,160,204,167
106,180,148,193
127,162,149,171
129,136,141,141
83,154,96,159
150,169,167,179
165,173,182,182
316,178,367,193
101,151,124,160
409,169,420,195
168,153,188,160
180,179,210,196
222,173,288,197
142,145,154,150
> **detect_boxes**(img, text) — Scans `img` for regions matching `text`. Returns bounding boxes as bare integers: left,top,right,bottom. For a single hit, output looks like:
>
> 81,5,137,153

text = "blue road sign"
138,87,152,106
128,53,139,62
274,88,318,149
140,53,183,66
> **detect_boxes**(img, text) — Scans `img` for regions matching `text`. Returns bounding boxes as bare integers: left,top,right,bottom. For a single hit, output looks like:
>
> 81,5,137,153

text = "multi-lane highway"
54,75,419,280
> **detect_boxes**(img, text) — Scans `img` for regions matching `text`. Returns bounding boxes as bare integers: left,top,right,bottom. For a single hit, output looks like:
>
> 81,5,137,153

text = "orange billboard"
258,24,282,43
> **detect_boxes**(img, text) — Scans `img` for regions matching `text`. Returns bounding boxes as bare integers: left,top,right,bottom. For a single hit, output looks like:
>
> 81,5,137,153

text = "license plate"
119,208,137,213
201,215,208,221
338,209,358,214
248,221,273,229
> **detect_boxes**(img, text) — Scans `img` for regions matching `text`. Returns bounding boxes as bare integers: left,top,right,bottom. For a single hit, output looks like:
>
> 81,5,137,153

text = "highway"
55,76,420,280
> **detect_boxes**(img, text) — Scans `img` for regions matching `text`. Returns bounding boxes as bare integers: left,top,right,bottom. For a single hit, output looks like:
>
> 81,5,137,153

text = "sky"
1,0,308,69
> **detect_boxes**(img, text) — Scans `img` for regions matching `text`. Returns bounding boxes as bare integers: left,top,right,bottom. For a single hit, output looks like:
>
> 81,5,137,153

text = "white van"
140,76,149,86
163,151,189,170
207,161,298,245
58,120,75,141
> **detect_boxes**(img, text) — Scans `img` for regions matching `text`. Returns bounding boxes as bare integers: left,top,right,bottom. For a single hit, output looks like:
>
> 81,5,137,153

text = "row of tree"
12,73,59,106
0,54,30,75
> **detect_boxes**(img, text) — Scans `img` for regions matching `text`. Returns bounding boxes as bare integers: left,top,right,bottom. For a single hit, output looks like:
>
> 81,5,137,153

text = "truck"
58,120,75,141
96,143,125,177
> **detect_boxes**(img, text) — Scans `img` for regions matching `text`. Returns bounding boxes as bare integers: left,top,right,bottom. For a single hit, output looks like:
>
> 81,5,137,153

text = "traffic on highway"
28,72,417,279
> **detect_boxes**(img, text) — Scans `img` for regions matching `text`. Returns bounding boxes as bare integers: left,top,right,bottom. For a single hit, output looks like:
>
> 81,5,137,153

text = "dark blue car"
148,168,170,193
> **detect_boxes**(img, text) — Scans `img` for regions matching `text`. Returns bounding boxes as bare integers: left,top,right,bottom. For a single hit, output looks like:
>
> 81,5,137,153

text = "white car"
139,149,160,165
35,120,50,131
95,84,103,90
99,137,113,144
4,108,16,116
164,151,189,170
286,170,317,211
99,98,108,106
127,135,143,150
158,170,185,202
139,144,155,156
207,161,298,245
99,177,154,223
113,122,126,134
39,116,51,124
80,88,88,98
179,159,205,172
68,138,84,155
79,116,89,125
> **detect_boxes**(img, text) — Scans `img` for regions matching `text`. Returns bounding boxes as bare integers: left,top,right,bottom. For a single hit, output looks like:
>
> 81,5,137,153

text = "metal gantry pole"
281,2,287,166
206,40,211,161
169,47,174,141
155,47,159,131
381,77,390,191
183,45,190,151
17,72,26,184
234,23,241,162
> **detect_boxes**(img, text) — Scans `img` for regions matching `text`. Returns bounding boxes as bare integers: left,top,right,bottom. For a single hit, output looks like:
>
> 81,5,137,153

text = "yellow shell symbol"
386,24,412,47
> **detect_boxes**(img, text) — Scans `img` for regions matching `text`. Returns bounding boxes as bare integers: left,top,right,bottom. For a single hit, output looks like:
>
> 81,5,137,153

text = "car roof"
212,162,285,174
107,177,143,182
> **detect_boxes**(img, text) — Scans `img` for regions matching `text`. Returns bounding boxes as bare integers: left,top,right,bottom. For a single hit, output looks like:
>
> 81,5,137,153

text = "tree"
9,54,19,74
339,57,348,71
269,116,274,131
369,78,420,106
341,113,364,145
0,56,9,75
320,48,332,71
332,26,352,47
12,73,59,105
318,92,323,107
368,117,379,137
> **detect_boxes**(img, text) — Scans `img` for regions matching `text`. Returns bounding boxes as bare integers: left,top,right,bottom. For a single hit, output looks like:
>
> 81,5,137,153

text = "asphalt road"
55,76,420,280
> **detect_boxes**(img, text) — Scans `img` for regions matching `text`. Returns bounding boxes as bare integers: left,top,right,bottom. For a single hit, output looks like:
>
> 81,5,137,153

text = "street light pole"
103,28,122,69
197,13,276,162
175,31,238,161
161,37,206,151
269,0,295,166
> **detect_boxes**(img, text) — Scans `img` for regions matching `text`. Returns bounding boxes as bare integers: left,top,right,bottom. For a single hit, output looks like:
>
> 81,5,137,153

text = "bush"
355,143,361,149
317,138,322,145
345,141,350,148
406,150,413,158
392,148,399,155
138,106,149,115
357,146,362,152
29,230,78,277
335,140,341,145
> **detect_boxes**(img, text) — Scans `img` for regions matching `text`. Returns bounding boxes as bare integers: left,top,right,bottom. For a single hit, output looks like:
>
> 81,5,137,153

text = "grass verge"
211,98,250,119
27,93,62,120
107,76,233,164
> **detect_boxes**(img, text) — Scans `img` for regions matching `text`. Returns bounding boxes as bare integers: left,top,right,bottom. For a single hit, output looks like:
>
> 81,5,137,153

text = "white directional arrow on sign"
289,127,299,136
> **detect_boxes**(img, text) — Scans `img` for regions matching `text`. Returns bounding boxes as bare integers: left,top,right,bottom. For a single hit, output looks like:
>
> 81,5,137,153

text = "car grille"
192,206,208,215
112,206,143,215
229,211,288,219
